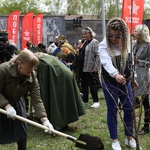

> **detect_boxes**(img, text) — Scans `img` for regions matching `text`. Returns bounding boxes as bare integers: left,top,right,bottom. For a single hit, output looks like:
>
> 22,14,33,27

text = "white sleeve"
98,40,119,78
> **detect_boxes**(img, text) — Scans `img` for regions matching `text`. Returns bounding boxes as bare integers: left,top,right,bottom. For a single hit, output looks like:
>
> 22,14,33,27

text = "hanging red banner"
7,10,20,44
122,0,144,34
33,13,43,46
21,12,34,49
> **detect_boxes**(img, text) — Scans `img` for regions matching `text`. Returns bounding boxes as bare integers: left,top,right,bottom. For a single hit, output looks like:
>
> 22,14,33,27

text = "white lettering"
12,28,16,34
13,15,18,21
10,15,19,42
13,22,17,27
37,30,40,35
37,35,40,41
125,17,140,24
37,24,41,29
12,35,15,40
37,18,41,23
23,37,30,40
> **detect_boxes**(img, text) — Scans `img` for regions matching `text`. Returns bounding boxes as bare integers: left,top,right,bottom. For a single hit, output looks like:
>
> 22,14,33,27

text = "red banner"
21,12,34,49
33,13,43,46
7,10,20,44
122,0,144,34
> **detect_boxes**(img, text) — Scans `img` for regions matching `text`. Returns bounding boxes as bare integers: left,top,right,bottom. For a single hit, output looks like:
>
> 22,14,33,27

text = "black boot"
138,126,149,135
138,95,150,135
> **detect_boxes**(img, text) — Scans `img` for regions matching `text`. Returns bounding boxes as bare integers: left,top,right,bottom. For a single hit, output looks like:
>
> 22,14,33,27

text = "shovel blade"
76,134,104,150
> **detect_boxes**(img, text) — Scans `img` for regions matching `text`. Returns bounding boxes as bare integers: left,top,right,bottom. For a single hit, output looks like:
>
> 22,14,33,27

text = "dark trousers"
17,137,27,150
81,72,99,103
102,81,134,139
142,95,150,127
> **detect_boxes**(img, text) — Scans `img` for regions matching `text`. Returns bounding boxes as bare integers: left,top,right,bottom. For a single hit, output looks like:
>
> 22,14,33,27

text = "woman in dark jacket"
0,50,53,150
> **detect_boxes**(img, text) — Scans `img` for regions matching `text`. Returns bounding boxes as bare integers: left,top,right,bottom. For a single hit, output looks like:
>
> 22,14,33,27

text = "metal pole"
101,0,106,39
116,0,119,17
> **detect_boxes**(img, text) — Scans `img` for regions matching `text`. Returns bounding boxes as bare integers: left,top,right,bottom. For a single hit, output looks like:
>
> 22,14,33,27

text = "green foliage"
143,1,150,19
67,0,101,18
0,0,150,19
0,0,41,15
104,0,121,19
67,0,84,15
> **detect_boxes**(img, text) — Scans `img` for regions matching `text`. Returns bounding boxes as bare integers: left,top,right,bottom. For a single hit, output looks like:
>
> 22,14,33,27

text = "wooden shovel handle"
0,108,86,145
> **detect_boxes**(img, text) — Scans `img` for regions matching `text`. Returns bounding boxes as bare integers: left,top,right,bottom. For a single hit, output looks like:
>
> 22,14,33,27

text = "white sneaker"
91,102,100,108
112,141,122,150
125,138,136,149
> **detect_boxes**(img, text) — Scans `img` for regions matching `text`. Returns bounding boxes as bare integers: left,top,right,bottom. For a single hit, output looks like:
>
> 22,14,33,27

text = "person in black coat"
0,36,18,63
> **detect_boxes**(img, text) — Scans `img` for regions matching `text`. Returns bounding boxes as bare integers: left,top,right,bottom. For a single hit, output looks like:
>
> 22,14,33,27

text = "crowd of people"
0,17,149,150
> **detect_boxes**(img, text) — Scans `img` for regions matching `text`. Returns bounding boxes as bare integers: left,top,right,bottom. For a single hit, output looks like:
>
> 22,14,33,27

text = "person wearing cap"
77,27,100,108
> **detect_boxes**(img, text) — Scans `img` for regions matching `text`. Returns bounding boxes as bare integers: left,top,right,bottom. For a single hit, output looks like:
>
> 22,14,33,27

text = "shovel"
0,108,104,150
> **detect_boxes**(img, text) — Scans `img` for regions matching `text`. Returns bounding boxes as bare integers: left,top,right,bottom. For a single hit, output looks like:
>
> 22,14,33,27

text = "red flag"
21,12,34,49
33,13,43,46
7,10,20,44
122,0,144,34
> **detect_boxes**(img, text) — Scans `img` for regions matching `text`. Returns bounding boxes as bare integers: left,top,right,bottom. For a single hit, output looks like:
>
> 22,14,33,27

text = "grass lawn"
1,89,150,150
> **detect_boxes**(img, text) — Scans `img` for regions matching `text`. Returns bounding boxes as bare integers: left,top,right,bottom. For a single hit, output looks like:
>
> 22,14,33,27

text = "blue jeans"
102,81,134,139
